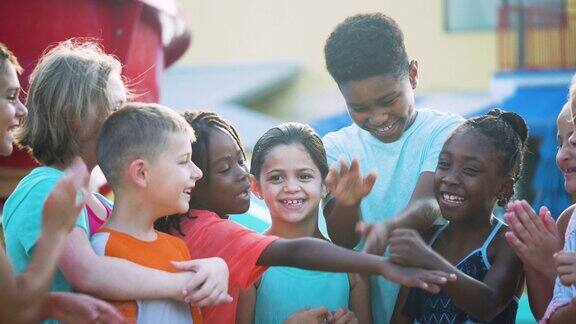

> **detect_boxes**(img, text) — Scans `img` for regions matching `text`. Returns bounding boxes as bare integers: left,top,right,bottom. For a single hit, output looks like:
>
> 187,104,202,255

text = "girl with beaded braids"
390,109,527,323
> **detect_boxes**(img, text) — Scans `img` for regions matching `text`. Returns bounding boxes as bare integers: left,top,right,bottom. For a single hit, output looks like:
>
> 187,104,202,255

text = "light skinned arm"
347,273,372,324
40,291,124,323
389,229,524,321
504,201,572,319
257,237,455,293
0,159,88,323
59,229,231,306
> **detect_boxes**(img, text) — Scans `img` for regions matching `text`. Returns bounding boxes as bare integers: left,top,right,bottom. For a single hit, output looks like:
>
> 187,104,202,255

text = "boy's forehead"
340,74,404,103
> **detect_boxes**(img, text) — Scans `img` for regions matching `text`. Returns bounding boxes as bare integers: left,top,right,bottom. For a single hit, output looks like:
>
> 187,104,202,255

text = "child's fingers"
338,159,350,178
171,260,199,272
541,207,559,236
559,273,576,286
362,171,377,196
516,200,541,235
355,221,372,237
504,231,528,256
554,252,576,265
349,158,360,176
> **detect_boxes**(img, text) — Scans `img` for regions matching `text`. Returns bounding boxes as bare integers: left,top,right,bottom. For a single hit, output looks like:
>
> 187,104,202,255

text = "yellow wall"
177,1,496,119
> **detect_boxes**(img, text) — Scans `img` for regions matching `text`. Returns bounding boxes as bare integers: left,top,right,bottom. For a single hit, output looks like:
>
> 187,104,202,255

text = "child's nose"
190,162,203,180
369,110,389,126
283,179,301,193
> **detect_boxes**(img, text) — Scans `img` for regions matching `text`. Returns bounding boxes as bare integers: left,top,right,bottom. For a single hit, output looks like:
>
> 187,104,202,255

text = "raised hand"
555,251,576,286
325,159,376,207
388,229,438,269
284,307,330,324
42,157,90,236
504,200,561,281
171,257,232,307
43,291,124,324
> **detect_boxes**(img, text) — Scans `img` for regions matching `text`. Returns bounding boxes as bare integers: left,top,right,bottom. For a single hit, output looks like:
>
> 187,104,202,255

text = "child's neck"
266,212,324,240
446,211,494,235
105,192,158,241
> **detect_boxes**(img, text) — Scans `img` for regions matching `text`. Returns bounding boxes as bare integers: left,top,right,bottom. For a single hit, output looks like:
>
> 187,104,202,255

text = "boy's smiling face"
339,63,418,143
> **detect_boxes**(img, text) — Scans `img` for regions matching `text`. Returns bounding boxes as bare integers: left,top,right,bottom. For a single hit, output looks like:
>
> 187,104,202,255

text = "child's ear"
128,159,148,188
496,178,515,205
249,174,263,200
409,59,419,89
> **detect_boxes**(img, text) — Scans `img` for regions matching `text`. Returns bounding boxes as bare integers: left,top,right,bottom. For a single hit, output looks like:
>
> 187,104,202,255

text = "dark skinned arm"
325,170,439,250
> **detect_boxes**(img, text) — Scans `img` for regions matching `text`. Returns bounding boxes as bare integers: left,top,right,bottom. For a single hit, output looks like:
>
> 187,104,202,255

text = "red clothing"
175,209,279,324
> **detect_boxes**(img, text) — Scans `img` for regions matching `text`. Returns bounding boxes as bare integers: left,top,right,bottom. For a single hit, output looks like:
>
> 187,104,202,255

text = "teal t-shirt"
3,166,90,293
254,266,350,324
322,109,464,323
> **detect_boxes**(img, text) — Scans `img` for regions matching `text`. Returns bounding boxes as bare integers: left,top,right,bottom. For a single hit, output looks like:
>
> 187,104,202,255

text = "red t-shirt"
175,209,279,324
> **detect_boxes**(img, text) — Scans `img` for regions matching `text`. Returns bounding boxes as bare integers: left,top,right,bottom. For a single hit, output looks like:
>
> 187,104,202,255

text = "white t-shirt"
322,108,464,323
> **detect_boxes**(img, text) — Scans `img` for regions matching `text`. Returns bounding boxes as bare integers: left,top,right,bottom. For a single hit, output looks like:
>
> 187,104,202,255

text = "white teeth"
283,199,303,205
442,193,465,202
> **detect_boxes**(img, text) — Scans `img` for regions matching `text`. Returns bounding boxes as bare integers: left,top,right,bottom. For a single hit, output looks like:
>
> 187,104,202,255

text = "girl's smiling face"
0,61,27,156
556,103,576,194
434,130,511,223
252,143,326,226
192,128,251,216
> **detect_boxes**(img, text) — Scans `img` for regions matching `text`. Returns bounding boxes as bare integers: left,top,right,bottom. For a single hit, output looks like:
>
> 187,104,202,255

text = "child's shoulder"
413,109,464,130
558,204,576,238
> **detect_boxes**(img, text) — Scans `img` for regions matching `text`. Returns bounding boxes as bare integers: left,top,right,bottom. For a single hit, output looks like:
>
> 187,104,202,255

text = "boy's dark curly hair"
324,13,409,85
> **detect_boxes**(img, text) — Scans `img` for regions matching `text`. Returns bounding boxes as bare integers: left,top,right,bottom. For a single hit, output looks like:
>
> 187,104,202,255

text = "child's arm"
59,229,231,306
389,229,523,321
236,284,257,324
257,237,455,293
347,273,372,324
390,286,413,324
324,159,439,254
40,291,123,323
504,200,572,319
0,159,88,323
324,159,376,249
549,300,576,324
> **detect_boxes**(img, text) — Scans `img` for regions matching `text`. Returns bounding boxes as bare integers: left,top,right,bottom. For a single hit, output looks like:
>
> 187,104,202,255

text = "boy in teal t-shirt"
322,13,464,323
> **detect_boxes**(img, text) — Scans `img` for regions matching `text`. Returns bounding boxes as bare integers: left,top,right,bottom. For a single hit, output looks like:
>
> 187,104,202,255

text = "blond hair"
96,102,195,189
16,39,122,166
0,42,22,74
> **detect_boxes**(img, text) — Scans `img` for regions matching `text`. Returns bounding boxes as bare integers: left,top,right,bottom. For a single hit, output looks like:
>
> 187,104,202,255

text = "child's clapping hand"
555,251,576,286
389,229,439,270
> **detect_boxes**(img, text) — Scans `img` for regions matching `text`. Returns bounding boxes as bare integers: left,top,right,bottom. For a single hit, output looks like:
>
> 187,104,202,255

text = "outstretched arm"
389,229,523,321
257,237,454,293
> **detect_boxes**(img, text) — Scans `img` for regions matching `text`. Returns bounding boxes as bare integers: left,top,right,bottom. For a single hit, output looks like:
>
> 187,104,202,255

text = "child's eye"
299,174,313,181
350,106,368,113
437,161,450,170
268,175,282,183
238,158,245,166
463,167,479,175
